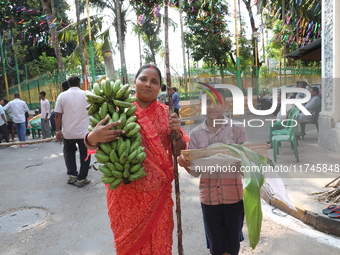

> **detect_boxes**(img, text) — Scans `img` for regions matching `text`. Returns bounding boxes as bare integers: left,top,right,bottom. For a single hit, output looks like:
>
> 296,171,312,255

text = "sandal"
322,205,339,215
328,210,340,218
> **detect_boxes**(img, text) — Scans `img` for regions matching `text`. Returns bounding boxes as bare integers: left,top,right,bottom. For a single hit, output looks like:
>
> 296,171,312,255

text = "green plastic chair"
272,109,300,163
270,107,299,143
300,104,321,140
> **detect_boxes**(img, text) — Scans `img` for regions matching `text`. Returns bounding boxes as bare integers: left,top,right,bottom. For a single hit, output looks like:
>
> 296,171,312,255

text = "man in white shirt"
3,93,29,144
38,91,51,139
54,76,91,187
0,98,9,143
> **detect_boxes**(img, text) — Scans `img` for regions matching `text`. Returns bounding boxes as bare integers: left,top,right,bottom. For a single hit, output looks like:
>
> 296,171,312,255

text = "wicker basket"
181,143,269,161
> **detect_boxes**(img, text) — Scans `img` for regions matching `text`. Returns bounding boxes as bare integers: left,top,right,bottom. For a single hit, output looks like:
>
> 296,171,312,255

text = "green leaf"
224,144,269,249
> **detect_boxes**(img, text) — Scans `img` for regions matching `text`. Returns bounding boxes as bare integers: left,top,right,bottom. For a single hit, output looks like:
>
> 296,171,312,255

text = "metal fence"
4,66,321,110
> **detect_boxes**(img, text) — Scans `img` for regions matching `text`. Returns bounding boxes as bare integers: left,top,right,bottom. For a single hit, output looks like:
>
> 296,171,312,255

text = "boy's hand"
178,154,190,168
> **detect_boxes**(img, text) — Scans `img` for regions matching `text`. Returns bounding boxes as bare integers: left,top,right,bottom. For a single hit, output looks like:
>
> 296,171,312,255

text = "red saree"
106,100,188,255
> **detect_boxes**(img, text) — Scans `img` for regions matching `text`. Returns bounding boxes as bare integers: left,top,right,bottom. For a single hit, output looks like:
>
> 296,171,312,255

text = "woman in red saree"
86,64,188,254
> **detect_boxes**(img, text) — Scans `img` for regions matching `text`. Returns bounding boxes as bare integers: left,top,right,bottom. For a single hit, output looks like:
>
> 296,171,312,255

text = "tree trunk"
41,0,65,73
115,0,127,84
102,37,117,80
243,0,259,89
75,0,87,84
178,1,187,91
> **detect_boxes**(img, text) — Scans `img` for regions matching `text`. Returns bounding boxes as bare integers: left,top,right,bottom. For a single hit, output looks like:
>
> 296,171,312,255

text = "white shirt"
40,99,50,119
0,105,6,126
54,87,89,139
3,98,29,123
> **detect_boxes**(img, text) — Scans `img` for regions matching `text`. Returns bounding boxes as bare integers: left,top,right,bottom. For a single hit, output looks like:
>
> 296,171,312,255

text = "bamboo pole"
164,2,184,254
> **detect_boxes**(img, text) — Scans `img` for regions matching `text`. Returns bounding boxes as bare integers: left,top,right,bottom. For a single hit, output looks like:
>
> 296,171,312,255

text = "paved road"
1,118,339,254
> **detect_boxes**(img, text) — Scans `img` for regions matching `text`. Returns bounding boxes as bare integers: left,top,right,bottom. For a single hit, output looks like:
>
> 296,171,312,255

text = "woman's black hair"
135,64,162,84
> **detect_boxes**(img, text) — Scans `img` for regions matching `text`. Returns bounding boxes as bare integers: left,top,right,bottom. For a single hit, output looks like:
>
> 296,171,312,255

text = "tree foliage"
181,0,232,67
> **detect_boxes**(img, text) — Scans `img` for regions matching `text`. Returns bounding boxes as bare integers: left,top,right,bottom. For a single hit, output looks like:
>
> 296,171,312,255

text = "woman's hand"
87,116,125,147
169,113,181,138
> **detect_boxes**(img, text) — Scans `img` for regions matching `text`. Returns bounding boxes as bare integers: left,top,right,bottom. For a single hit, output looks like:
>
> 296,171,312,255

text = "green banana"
100,102,108,119
99,142,112,155
116,113,126,130
87,103,100,115
89,116,100,126
92,83,101,96
123,162,130,171
123,122,136,134
105,162,116,172
131,151,146,164
114,100,132,108
102,176,116,184
122,87,132,100
114,162,124,172
108,178,123,190
128,168,146,181
109,149,119,163
112,111,119,122
86,91,105,103
129,163,142,173
126,124,141,137
119,150,129,165
129,135,142,153
111,168,124,178
117,138,123,151
95,153,110,163
88,125,94,132
99,165,113,177
125,105,137,117
93,112,101,121
126,115,137,125
104,79,112,98
136,146,145,154
123,168,130,178
112,80,121,94
111,140,118,151
107,103,115,115
118,139,128,157
127,150,138,162
115,84,130,99
125,97,137,103
125,139,131,153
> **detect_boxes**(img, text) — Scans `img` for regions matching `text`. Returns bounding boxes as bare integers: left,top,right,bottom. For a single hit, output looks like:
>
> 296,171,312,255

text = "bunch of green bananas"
86,79,146,190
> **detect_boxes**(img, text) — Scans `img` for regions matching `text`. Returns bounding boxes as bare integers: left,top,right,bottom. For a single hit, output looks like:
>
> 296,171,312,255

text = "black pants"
201,201,244,255
50,111,56,132
63,138,91,180
0,124,9,142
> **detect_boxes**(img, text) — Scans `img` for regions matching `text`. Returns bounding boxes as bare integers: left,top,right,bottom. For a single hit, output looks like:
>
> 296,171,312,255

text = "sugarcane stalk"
325,176,340,187
164,1,183,254
0,137,55,147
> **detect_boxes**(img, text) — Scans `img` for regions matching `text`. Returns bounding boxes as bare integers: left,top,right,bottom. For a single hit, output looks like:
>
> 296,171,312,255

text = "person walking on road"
54,76,91,187
3,93,29,146
0,98,9,143
172,87,180,116
37,91,51,139
1,99,15,142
